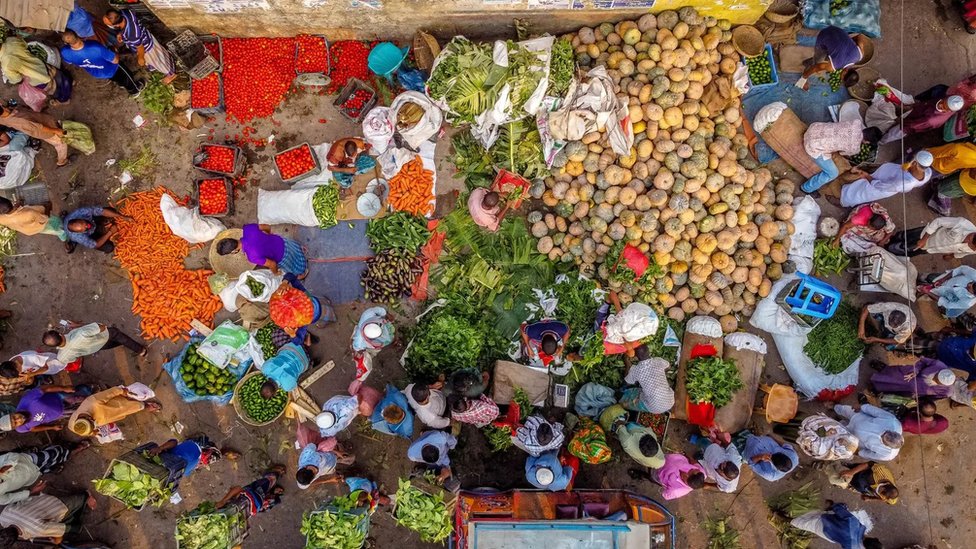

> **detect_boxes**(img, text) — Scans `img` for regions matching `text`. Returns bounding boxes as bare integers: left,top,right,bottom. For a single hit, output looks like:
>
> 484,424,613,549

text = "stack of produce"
312,185,339,228
196,145,238,174
532,8,793,326
301,494,369,549
254,324,278,360
686,355,742,406
94,460,171,510
236,373,288,423
269,284,316,329
393,479,453,544
175,502,246,549
197,178,229,215
190,41,222,110
221,38,296,122
295,34,329,74
389,157,435,217
326,41,373,94
366,212,431,251
813,239,849,275
451,119,549,187
804,301,864,374
361,247,424,303
113,188,222,340
179,343,239,397
274,144,319,181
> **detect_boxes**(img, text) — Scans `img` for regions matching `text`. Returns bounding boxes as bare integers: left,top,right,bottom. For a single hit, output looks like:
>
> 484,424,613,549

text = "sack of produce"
94,452,172,511
163,337,249,405
301,494,370,549
311,184,339,228
160,194,227,244
196,321,251,369
175,502,247,549
714,332,767,433
256,187,319,227
234,270,283,303
269,284,316,329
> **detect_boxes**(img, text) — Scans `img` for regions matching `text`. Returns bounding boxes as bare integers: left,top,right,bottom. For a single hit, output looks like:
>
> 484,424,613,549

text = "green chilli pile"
254,324,277,360
366,211,431,251
804,301,865,374
685,355,742,407
361,248,424,303
312,184,339,228
236,373,288,423
393,479,453,544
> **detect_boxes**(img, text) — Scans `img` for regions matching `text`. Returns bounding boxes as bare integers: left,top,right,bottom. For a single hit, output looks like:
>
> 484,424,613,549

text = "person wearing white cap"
883,93,965,143
315,394,360,437
525,449,575,491
924,142,976,215
869,357,958,399
351,307,395,354
839,153,933,207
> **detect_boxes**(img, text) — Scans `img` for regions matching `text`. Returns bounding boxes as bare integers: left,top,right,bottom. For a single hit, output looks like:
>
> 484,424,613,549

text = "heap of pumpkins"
528,7,794,330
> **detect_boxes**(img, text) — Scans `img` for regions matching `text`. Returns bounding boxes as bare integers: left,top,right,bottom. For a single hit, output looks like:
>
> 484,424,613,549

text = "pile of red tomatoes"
197,178,229,216
196,145,237,174
326,41,373,93
274,144,318,181
221,38,297,123
295,35,329,74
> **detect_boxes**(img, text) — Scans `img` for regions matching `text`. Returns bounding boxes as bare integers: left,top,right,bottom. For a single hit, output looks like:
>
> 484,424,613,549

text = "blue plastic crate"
745,43,779,89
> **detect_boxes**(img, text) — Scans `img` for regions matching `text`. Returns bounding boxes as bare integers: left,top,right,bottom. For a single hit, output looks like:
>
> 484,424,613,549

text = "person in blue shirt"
790,501,882,549
137,435,221,490
63,205,129,253
525,450,575,491
407,430,457,485
741,433,799,482
260,343,309,394
60,30,140,95
937,330,976,381
370,384,414,438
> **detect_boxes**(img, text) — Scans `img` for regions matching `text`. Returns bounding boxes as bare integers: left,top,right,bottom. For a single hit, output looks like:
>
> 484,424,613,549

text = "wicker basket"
847,66,881,102
412,31,441,73
732,25,765,58
765,0,800,24
851,34,875,67
232,370,288,427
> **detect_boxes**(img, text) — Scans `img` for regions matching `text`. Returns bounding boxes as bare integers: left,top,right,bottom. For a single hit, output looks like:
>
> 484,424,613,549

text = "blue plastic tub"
746,43,779,89
368,42,409,79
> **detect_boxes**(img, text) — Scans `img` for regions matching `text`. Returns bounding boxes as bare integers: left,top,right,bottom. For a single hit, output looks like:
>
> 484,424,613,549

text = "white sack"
234,270,283,303
257,187,319,226
159,194,226,244
788,195,821,275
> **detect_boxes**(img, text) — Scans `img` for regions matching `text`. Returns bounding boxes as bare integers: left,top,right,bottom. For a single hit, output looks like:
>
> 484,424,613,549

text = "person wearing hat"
800,119,882,194
901,94,966,138
857,302,917,348
870,357,957,399
921,265,976,320
67,386,160,436
833,403,903,462
215,223,308,279
525,449,575,491
315,394,362,438
839,152,934,208
351,307,395,355
370,384,414,438
1,385,89,434
925,142,976,215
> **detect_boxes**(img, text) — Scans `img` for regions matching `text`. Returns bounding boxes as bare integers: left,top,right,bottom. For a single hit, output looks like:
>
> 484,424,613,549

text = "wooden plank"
299,360,335,389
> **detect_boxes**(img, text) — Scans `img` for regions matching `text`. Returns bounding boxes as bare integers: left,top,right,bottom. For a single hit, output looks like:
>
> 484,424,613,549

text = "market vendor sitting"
468,189,510,232
260,342,309,393
799,26,869,90
858,302,917,348
136,435,221,490
326,137,373,188
407,430,457,487
525,449,577,492
521,318,570,368
63,205,130,254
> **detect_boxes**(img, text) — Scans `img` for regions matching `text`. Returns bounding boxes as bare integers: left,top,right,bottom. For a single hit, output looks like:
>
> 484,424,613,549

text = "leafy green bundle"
813,239,850,276
804,301,864,374
393,479,453,543
94,461,171,509
451,120,549,188
685,356,742,407
301,494,368,549
547,39,575,98
175,502,245,549
139,73,175,117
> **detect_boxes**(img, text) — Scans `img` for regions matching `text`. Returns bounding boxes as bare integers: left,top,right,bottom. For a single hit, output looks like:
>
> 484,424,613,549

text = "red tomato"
295,35,329,74
222,38,297,123
197,145,236,174
326,41,374,94
198,178,228,215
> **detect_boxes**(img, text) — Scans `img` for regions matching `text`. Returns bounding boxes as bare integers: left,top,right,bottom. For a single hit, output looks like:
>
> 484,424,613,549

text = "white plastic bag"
362,106,394,153
196,321,251,369
548,66,633,155
219,285,239,312
605,303,660,345
159,194,226,244
753,101,788,134
125,382,155,401
788,196,821,275
0,147,35,189
234,270,283,303
257,187,319,226
390,92,443,150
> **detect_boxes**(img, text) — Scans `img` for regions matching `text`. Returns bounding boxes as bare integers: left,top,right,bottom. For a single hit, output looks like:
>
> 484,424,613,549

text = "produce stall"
175,502,247,549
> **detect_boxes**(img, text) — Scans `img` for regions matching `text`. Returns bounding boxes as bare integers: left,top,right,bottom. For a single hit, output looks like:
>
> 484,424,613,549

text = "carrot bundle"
113,187,222,341
388,157,434,217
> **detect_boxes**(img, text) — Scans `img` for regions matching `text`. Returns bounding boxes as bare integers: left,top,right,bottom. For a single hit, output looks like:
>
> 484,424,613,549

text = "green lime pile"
827,70,842,92
830,0,851,16
180,344,238,396
245,275,266,297
237,373,287,423
745,53,774,85
254,324,277,360
849,142,876,165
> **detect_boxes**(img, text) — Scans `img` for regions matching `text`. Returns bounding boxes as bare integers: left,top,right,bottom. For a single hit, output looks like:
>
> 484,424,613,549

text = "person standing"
60,30,140,95
833,404,904,461
919,265,976,319
63,206,129,253
315,394,361,438
886,216,976,258
66,385,160,436
43,321,146,364
440,369,490,399
468,189,508,232
698,441,741,493
450,395,500,428
840,153,934,207
102,9,176,83
0,443,88,505
937,328,976,380
0,386,88,434
645,453,706,501
886,94,965,141
775,413,859,461
259,343,309,393
370,384,414,438
0,198,66,241
800,120,881,194
403,383,450,429
514,416,565,457
0,105,69,167
790,502,882,549
0,351,66,382
295,444,349,490
741,433,799,481
216,224,308,278
799,26,868,88
407,431,457,484
857,302,916,347
925,142,976,214
525,450,576,491
0,491,95,545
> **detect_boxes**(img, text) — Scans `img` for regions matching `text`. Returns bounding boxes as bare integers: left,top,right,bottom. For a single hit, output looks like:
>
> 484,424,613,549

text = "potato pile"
528,7,794,329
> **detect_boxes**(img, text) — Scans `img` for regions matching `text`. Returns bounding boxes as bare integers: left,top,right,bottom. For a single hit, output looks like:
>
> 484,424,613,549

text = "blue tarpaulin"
292,221,373,305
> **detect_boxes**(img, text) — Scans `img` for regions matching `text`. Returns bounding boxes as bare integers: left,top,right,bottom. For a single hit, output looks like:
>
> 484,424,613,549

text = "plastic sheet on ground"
548,66,634,156
803,0,882,37
163,337,250,405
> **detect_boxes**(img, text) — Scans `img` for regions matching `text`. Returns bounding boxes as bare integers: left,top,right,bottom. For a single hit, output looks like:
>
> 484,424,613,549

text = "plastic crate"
199,35,223,71
273,142,322,184
194,177,233,217
100,451,171,511
774,278,824,329
14,182,50,206
189,73,224,115
176,505,247,549
193,143,245,177
166,30,219,80
294,35,331,85
745,44,778,89
304,506,369,549
333,78,378,123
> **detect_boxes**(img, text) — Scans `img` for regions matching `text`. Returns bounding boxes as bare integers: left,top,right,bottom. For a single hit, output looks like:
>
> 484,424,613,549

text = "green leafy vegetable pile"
552,276,601,348
301,494,368,549
482,425,514,452
407,308,486,380
312,184,339,228
804,301,864,374
686,355,742,407
451,119,550,188
237,373,287,423
366,212,431,251
813,238,850,276
766,483,820,549
139,73,175,117
175,501,245,549
547,39,575,98
393,479,453,544
705,516,741,549
94,461,171,509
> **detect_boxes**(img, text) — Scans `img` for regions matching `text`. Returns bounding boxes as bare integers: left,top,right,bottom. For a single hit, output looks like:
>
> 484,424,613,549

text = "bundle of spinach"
566,332,626,389
547,38,575,98
407,310,485,380
685,356,742,407
139,73,175,117
451,120,549,185
482,425,515,452
804,301,864,374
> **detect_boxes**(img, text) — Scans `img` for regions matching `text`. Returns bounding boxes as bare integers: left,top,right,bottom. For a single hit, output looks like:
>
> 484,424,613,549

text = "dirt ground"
0,1,973,548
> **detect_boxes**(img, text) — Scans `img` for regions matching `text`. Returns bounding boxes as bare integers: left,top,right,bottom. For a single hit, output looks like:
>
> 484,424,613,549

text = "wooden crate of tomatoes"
189,37,223,114
334,78,377,122
195,177,233,217
274,143,321,184
193,143,245,177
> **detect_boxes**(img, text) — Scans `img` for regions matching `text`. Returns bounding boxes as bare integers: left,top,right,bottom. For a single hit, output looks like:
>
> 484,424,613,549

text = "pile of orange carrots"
113,187,221,341
388,157,434,217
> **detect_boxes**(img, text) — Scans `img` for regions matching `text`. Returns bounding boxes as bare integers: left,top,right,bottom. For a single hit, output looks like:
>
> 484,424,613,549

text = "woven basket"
765,0,799,24
232,370,287,426
851,34,875,67
847,66,881,102
732,25,765,58
412,31,440,73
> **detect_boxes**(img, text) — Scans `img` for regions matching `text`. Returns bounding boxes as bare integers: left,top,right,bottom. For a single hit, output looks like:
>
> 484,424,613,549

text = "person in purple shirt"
0,386,88,434
800,26,869,90
215,224,308,278
60,30,140,95
937,330,976,380
63,206,129,253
